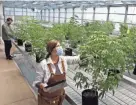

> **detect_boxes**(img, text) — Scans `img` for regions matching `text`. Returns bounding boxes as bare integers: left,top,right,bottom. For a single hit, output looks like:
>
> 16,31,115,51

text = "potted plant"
24,41,32,52
73,31,134,105
14,17,31,46
33,48,46,63
66,17,85,48
127,26,136,75
25,19,48,63
14,17,46,62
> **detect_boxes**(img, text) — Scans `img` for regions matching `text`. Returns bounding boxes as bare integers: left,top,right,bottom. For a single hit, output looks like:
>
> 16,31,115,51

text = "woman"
33,40,80,105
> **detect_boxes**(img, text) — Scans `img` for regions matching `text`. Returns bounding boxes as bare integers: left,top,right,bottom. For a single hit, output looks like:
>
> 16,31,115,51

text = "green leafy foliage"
48,23,66,43
74,31,134,98
128,26,136,63
14,17,48,60
101,21,114,35
73,72,90,89
120,23,128,36
84,21,114,36
14,17,31,40
14,16,135,98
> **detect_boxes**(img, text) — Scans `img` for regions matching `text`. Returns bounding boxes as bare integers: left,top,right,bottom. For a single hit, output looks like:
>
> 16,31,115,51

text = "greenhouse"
1,0,136,105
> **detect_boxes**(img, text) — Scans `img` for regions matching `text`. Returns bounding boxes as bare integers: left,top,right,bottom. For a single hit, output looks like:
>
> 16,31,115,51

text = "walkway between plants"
0,43,37,105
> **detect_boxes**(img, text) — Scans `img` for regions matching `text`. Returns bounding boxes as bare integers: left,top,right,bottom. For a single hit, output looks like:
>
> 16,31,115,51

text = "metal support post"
73,7,75,17
58,8,60,23
107,6,110,21
93,7,96,21
124,5,128,23
48,9,50,22
81,8,84,25
26,8,28,16
40,10,42,20
44,9,46,21
14,8,15,18
64,8,67,23
53,9,55,23
22,8,23,16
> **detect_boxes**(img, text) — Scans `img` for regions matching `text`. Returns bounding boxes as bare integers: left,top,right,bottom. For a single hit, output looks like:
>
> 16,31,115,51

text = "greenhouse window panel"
122,1,136,5
3,1,136,10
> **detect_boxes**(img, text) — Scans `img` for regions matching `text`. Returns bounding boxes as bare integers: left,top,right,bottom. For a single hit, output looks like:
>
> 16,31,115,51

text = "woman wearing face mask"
33,40,80,105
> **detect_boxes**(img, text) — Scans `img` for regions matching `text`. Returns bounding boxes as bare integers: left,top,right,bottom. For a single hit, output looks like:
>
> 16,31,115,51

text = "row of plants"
13,16,136,101
75,22,136,100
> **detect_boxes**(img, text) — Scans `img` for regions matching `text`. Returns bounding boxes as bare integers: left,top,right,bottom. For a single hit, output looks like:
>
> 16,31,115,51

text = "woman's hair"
46,40,59,59
6,18,13,21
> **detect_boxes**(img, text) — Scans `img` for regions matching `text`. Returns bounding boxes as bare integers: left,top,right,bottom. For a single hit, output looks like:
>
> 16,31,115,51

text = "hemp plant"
74,31,134,98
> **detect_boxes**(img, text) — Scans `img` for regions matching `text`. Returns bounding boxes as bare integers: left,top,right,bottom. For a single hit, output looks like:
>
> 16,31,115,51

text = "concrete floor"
0,42,37,105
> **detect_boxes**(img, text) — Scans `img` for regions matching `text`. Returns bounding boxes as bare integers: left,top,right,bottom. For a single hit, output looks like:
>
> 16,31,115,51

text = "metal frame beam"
3,1,136,10
53,8,55,23
44,9,46,21
81,8,84,25
124,5,128,23
107,6,110,21
40,10,43,20
22,8,23,16
48,9,50,22
64,8,67,23
3,6,5,22
93,7,96,21
72,7,75,17
58,8,60,23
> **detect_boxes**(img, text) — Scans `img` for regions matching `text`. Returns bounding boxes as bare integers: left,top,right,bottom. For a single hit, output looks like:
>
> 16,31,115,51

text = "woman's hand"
39,83,49,92
39,83,45,89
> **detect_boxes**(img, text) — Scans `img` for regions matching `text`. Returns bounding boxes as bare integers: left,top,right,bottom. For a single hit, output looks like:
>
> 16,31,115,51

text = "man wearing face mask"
33,40,80,105
2,18,14,60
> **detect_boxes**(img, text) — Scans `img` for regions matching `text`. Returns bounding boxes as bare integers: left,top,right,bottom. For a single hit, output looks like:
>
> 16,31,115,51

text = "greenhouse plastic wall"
3,3,136,31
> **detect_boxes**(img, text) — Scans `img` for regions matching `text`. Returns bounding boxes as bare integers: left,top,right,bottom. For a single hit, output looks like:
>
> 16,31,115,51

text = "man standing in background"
2,18,14,60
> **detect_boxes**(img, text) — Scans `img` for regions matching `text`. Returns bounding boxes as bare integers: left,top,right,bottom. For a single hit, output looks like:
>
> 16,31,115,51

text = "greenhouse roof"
2,0,136,10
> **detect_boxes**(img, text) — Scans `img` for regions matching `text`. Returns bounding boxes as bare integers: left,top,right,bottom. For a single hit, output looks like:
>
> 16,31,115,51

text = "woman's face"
51,42,61,56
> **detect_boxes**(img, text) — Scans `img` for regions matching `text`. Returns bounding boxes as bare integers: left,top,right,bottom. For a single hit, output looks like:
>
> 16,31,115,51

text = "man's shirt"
2,23,13,40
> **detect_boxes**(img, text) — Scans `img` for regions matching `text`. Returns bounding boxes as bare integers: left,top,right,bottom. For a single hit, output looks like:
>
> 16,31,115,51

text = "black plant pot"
17,39,23,46
108,69,120,76
82,89,98,105
133,64,136,75
25,43,32,52
36,54,44,63
65,48,72,56
36,55,41,63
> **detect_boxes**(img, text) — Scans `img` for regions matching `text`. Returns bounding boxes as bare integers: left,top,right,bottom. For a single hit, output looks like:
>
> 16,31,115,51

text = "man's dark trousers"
4,40,12,58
